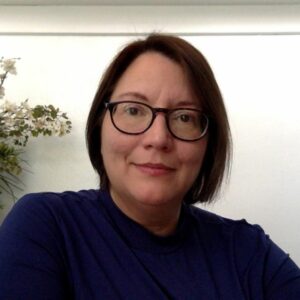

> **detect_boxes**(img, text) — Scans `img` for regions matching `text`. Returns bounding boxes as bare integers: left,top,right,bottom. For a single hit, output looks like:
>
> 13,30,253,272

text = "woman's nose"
142,113,173,151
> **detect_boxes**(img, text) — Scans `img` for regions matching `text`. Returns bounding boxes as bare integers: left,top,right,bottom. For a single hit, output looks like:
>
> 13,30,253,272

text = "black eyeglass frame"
104,100,209,142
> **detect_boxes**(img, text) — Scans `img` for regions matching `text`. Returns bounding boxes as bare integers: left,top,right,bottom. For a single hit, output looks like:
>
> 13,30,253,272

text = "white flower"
2,59,17,75
15,108,27,119
2,100,18,113
20,100,30,110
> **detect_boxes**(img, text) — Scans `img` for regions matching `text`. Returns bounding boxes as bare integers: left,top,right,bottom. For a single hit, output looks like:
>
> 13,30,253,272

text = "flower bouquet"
0,58,72,204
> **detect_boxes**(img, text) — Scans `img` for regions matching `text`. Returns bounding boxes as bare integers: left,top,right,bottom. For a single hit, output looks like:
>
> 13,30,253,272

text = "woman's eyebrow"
176,100,198,107
115,92,148,101
114,93,198,108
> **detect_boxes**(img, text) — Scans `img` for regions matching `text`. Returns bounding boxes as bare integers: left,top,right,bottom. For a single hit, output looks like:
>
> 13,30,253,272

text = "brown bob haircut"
86,34,231,204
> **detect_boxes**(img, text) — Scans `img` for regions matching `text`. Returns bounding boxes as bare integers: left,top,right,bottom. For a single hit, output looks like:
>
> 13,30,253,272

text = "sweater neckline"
99,190,192,254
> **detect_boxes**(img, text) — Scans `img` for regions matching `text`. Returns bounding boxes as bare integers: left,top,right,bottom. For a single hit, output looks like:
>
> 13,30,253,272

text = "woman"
0,34,299,299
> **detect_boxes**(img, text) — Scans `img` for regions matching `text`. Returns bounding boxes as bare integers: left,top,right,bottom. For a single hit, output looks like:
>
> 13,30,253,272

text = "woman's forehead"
111,52,200,107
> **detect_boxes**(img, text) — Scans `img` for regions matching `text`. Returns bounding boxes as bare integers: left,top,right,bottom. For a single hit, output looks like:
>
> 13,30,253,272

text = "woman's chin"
131,188,181,208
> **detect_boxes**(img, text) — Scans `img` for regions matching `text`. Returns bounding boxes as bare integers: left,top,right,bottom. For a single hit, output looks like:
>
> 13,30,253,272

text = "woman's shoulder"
188,205,263,233
11,189,100,211
187,204,265,237
1,189,102,235
0,190,104,299
14,189,100,207
186,205,272,266
187,204,300,296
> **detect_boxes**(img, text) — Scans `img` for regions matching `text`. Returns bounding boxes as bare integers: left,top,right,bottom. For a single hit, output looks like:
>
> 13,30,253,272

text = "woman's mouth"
134,163,175,176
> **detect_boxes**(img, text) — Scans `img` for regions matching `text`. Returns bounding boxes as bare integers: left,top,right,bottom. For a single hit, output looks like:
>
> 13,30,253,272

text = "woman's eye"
123,104,146,116
125,106,139,115
178,114,192,122
171,110,200,127
175,113,194,123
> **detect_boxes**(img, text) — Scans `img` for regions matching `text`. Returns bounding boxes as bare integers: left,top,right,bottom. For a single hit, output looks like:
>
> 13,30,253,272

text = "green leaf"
32,105,44,118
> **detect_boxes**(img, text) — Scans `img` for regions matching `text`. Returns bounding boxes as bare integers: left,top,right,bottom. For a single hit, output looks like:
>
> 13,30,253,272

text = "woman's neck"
110,190,181,237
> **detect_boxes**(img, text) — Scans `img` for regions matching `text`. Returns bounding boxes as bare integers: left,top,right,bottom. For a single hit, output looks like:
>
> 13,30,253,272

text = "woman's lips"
134,163,175,176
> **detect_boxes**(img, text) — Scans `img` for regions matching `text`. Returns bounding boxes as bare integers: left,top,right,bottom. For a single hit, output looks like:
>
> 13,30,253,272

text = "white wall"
0,5,300,264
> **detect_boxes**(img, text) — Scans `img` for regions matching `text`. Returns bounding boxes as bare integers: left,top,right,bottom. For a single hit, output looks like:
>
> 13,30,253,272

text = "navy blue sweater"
0,189,299,299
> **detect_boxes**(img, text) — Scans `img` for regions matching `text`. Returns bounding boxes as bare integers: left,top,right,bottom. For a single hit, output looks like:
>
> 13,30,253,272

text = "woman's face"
101,52,207,211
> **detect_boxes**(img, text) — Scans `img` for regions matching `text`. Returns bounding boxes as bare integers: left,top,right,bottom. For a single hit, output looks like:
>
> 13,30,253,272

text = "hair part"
86,34,232,204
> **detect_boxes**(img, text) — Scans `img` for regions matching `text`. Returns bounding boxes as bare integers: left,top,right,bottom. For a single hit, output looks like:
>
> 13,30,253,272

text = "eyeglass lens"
107,101,208,141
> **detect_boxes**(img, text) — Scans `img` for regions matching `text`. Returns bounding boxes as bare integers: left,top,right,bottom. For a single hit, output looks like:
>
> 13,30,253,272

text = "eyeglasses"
104,101,209,142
